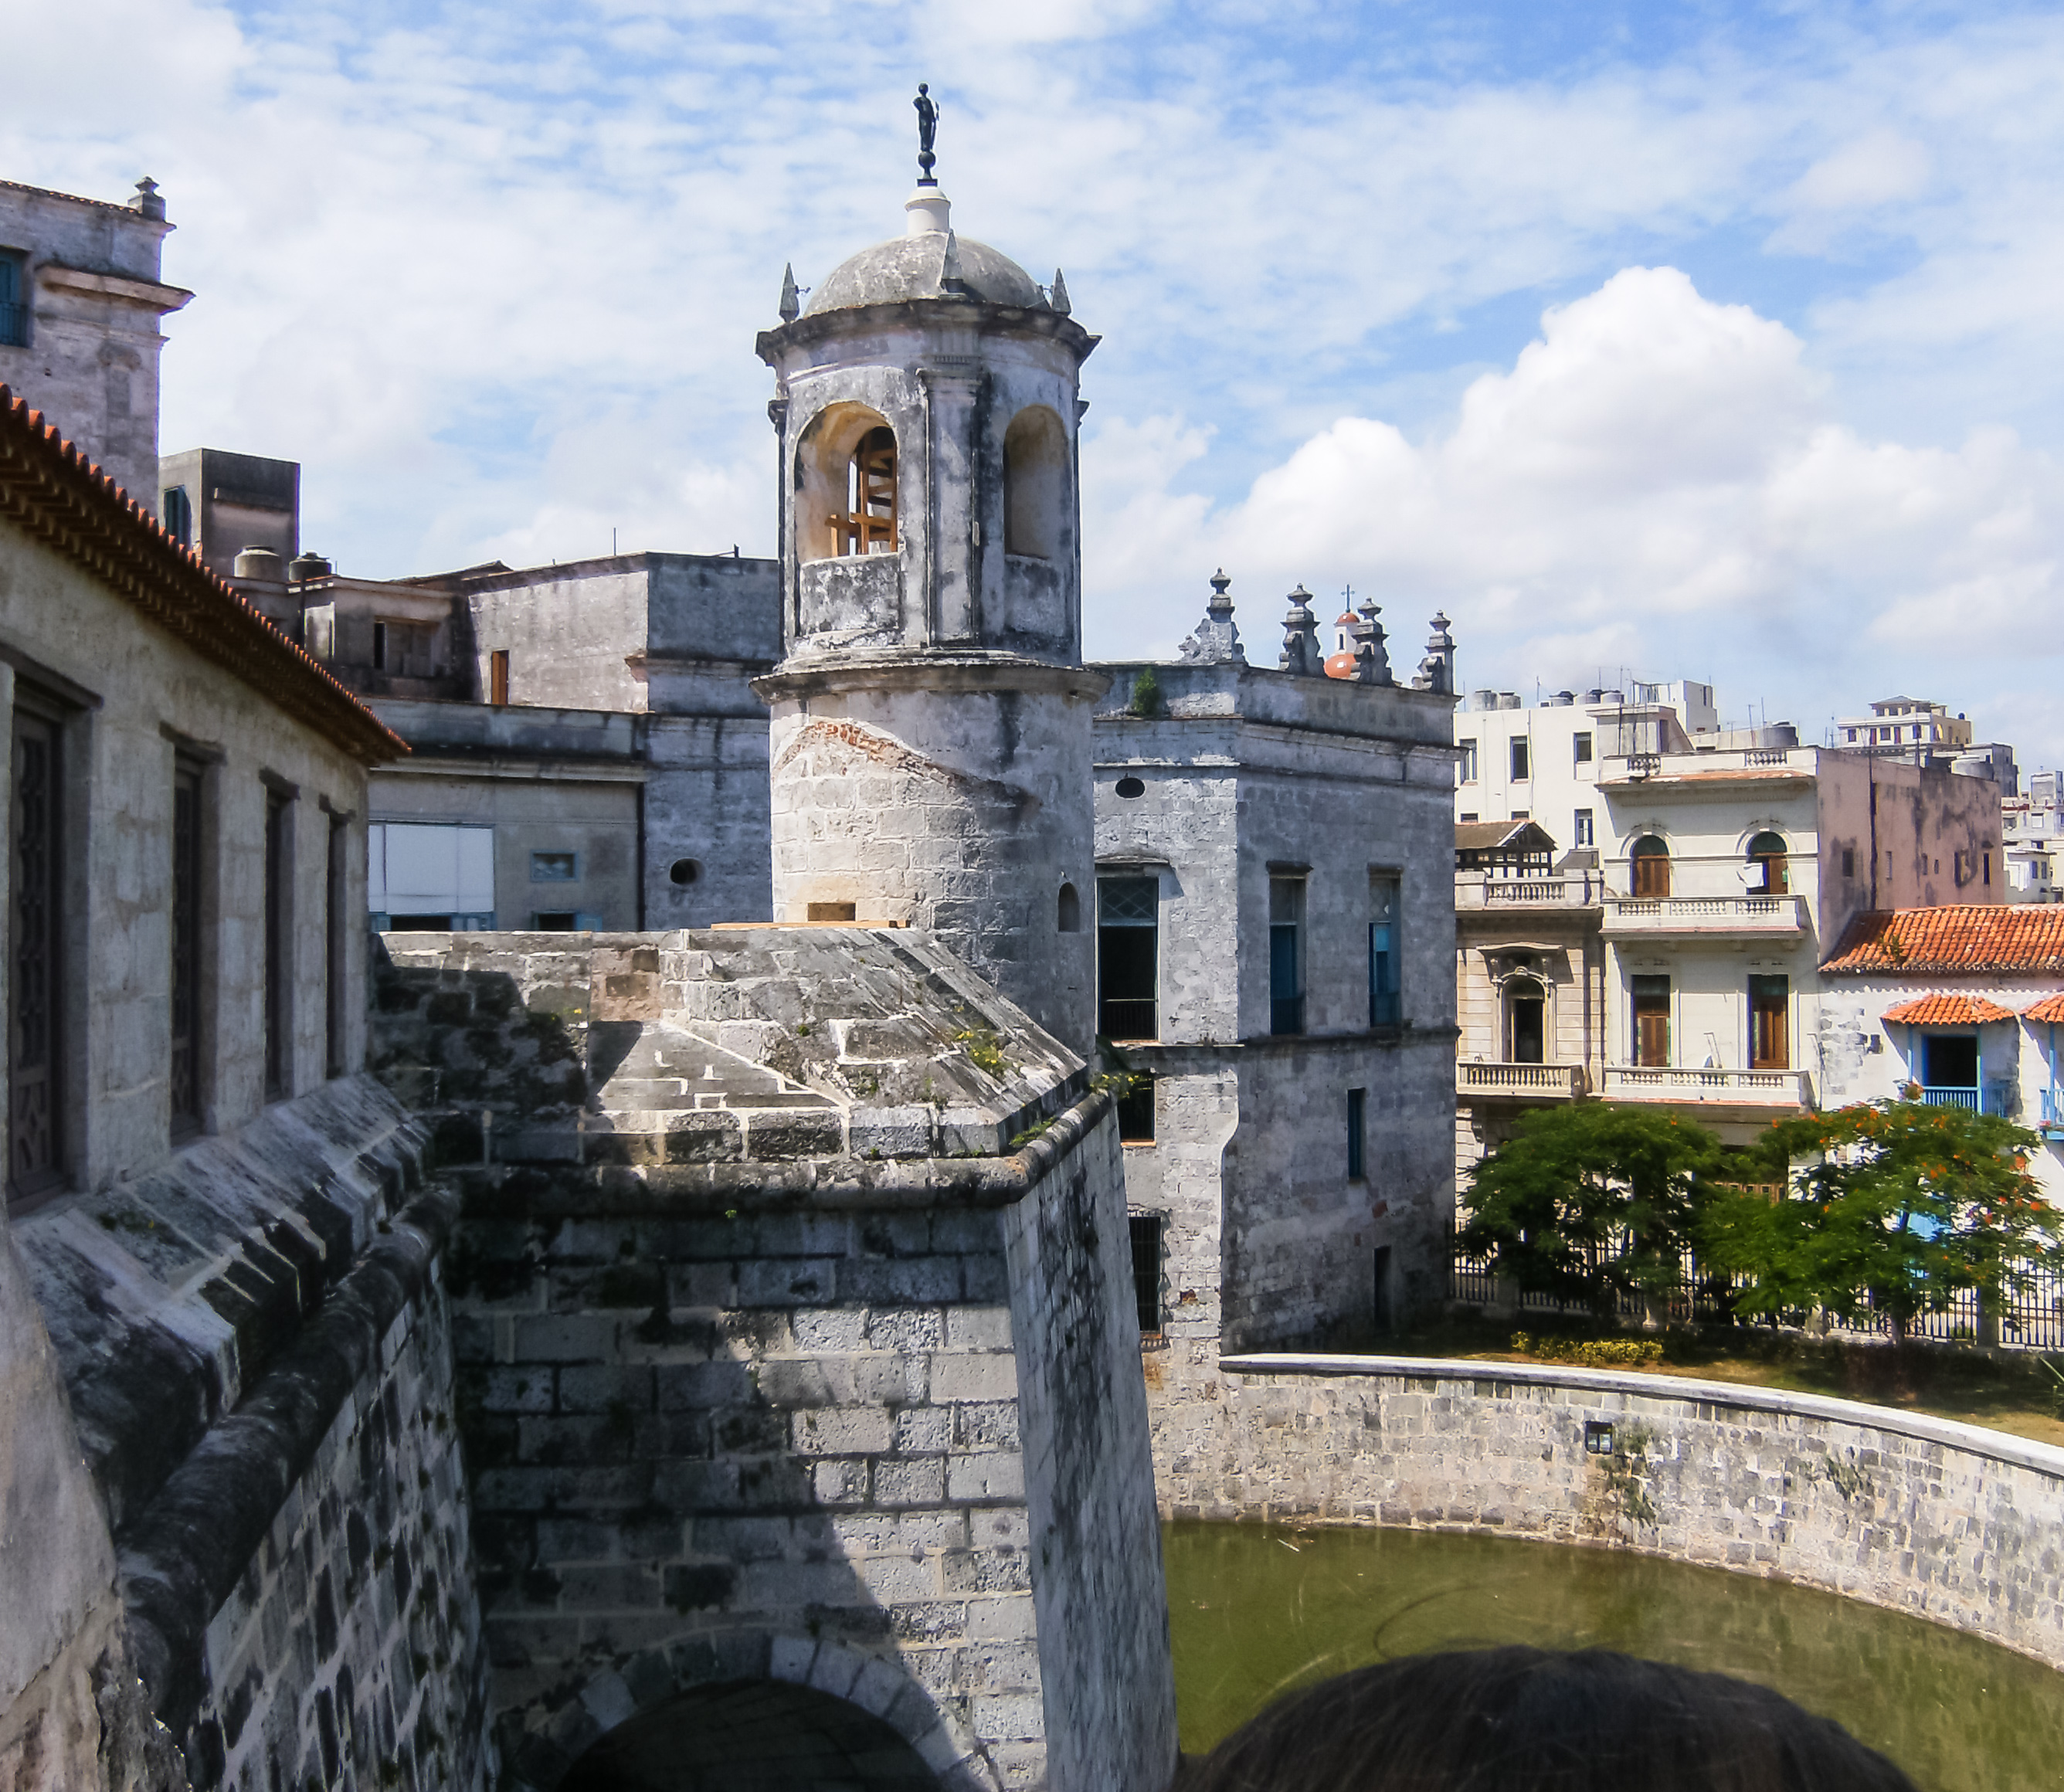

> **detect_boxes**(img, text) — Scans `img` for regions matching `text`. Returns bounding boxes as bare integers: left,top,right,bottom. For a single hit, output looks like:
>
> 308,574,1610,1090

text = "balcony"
1602,1065,1811,1107
1459,873,1602,909
1601,894,1806,938
1458,1061,1587,1100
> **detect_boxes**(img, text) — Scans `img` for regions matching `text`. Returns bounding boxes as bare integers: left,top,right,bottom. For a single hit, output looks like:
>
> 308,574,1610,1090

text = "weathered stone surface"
1180,1355,2064,1673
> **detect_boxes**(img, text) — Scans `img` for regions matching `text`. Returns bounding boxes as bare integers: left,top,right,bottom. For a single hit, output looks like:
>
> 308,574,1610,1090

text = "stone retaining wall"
1166,1354,2064,1672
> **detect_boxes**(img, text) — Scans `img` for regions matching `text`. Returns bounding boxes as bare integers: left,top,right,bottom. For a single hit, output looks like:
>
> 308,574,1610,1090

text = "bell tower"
753,114,1105,1048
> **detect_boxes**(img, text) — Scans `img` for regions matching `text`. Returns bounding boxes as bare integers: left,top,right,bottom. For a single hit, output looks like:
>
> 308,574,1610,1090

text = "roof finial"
1178,568,1246,665
915,83,940,188
1051,269,1071,316
132,176,165,222
779,263,799,323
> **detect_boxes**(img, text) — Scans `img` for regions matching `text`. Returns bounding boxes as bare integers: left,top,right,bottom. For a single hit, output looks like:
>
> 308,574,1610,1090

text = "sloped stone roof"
806,231,1040,314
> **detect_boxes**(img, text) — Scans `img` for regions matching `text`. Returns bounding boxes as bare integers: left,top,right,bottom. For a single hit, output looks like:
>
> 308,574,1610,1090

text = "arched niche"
796,403,900,565
559,1678,941,1790
1057,880,1082,933
1003,405,1068,561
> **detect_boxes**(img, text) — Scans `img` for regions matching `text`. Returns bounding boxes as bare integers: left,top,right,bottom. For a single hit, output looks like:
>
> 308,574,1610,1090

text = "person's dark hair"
1172,1647,1918,1792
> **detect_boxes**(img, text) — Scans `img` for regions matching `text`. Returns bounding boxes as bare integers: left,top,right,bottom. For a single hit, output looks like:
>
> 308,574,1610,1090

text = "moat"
1165,1522,2064,1791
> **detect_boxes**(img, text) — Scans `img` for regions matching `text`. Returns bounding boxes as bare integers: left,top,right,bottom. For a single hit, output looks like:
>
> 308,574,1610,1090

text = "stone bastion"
1167,1354,2064,1673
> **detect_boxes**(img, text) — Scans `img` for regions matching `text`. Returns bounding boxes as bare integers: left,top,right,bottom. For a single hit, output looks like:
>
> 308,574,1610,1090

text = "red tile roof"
0,387,402,764
1822,905,2064,974
1881,993,2015,1026
2023,993,2064,1024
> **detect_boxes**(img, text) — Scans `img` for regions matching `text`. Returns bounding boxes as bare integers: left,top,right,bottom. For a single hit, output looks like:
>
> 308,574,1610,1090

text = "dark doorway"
1923,1033,1978,1090
1749,975,1789,1071
559,1678,939,1791
1373,1245,1394,1334
9,697,63,1203
1508,979,1546,1064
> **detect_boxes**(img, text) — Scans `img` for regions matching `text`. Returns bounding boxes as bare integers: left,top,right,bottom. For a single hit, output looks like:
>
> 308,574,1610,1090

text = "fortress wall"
1166,1354,2064,1672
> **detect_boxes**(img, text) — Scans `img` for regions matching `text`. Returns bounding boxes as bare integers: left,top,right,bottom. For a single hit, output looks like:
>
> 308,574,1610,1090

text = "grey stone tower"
755,183,1105,1048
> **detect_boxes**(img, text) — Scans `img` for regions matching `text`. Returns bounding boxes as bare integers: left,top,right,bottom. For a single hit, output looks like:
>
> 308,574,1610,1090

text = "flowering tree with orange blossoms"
1698,1098,2064,1344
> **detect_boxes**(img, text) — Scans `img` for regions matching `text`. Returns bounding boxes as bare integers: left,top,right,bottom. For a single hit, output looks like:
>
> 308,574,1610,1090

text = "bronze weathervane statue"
915,83,940,185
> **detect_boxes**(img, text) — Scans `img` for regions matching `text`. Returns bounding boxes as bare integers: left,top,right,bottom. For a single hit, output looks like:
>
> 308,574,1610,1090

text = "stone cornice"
754,652,1111,706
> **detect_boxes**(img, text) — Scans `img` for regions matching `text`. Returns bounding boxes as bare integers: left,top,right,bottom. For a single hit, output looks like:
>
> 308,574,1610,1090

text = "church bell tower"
752,107,1105,1049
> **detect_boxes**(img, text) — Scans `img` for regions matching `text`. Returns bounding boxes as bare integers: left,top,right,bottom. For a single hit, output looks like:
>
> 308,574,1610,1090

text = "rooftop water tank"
233,545,283,581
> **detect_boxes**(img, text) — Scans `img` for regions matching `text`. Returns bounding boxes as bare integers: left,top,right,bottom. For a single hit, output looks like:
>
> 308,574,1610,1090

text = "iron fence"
1447,1225,2064,1352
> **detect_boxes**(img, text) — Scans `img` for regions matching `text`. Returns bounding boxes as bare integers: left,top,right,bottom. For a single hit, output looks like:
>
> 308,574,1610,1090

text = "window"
1511,809,1529,820
170,755,205,1137
1922,1034,1978,1092
489,650,510,706
373,619,437,678
1573,809,1594,847
670,858,701,886
1747,831,1787,894
1842,847,1855,879
325,812,348,1080
1346,1088,1366,1179
1114,776,1146,799
1632,974,1670,1067
1129,1216,1163,1335
1573,731,1593,765
1368,875,1400,1027
0,251,25,348
1750,975,1788,1071
531,850,578,882
1003,406,1066,559
9,694,64,1203
368,821,494,930
1631,835,1672,899
1458,813,1478,824
1057,881,1081,933
1510,738,1530,781
162,486,193,548
534,912,579,932
1984,851,1992,887
839,426,898,556
1116,1074,1154,1142
1269,876,1305,1036
1508,976,1546,1064
1097,876,1159,1040
263,786,292,1101
807,901,857,921
1372,1244,1394,1333
1458,741,1478,784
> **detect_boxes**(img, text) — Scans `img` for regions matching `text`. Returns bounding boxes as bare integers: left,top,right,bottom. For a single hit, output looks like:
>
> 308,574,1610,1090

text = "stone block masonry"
375,930,1177,1791
1173,1354,2064,1674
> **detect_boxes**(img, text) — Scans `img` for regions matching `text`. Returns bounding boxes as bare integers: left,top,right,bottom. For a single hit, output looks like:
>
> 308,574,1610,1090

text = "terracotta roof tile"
1881,993,2015,1026
1822,905,2064,974
0,386,402,765
2023,993,2064,1024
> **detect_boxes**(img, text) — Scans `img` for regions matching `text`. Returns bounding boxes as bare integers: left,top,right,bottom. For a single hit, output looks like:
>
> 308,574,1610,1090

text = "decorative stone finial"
1278,585,1323,677
940,229,966,291
1051,270,1071,316
779,263,799,323
1412,610,1456,694
132,176,165,222
1178,568,1247,665
1349,596,1393,686
915,83,940,187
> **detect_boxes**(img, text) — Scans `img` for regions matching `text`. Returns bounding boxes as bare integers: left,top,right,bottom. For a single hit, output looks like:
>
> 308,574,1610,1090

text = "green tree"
1698,1098,2064,1344
1459,1104,1723,1320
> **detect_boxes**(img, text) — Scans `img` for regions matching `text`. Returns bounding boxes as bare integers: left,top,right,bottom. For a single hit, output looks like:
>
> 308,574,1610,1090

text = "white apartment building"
1834,696,1973,754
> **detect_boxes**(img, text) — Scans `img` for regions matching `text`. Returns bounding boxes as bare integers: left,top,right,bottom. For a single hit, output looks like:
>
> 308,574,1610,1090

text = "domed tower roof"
804,190,1044,314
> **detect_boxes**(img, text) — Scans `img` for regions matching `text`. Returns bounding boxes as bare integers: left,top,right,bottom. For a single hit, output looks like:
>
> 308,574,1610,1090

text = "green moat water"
1163,1522,2064,1791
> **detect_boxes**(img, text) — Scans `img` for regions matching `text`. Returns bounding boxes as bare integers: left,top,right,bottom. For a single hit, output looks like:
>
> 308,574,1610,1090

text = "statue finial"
915,83,940,187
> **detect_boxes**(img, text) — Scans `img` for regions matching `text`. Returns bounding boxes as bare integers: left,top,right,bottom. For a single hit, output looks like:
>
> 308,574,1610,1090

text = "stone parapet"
1169,1353,2064,1672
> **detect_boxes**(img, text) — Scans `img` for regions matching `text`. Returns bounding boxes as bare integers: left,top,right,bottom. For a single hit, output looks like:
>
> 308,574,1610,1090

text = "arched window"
796,406,898,562
1003,406,1067,560
1506,976,1546,1064
1057,881,1081,933
1747,830,1787,894
1631,835,1671,899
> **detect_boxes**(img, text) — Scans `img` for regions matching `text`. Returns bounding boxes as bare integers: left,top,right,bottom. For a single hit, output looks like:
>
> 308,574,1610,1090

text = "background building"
0,176,190,513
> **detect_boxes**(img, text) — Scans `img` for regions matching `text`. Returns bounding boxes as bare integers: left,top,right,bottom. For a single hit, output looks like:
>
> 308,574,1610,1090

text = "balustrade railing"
1458,1061,1586,1098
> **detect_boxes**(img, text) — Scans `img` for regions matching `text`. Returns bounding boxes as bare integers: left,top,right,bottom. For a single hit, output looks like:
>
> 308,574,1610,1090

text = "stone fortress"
0,119,1464,1792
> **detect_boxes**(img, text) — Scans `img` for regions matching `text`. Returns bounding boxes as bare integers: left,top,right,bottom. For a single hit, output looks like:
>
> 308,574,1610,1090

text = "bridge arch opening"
558,1678,942,1791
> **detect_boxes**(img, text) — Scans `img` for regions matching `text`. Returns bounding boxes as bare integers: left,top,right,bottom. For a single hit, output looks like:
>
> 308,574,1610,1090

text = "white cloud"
1082,266,2064,754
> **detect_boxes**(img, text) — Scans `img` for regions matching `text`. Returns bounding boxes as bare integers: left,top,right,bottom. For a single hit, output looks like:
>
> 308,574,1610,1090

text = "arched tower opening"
796,404,900,564
558,1678,939,1791
1003,404,1067,560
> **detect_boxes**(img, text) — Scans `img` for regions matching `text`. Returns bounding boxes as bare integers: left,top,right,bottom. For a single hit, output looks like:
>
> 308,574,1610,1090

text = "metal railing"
1458,1061,1586,1098
1920,1087,1979,1112
1448,1227,2064,1352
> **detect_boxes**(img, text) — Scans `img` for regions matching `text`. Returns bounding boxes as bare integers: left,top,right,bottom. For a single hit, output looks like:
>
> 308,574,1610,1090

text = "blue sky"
11,0,2064,762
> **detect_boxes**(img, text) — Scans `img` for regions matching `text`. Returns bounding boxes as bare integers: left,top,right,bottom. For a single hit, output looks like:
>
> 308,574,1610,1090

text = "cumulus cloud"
1083,267,2064,751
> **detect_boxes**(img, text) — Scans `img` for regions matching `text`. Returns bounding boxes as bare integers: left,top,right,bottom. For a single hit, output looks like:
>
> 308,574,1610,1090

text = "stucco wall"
0,519,372,1190
1166,1354,2064,1675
